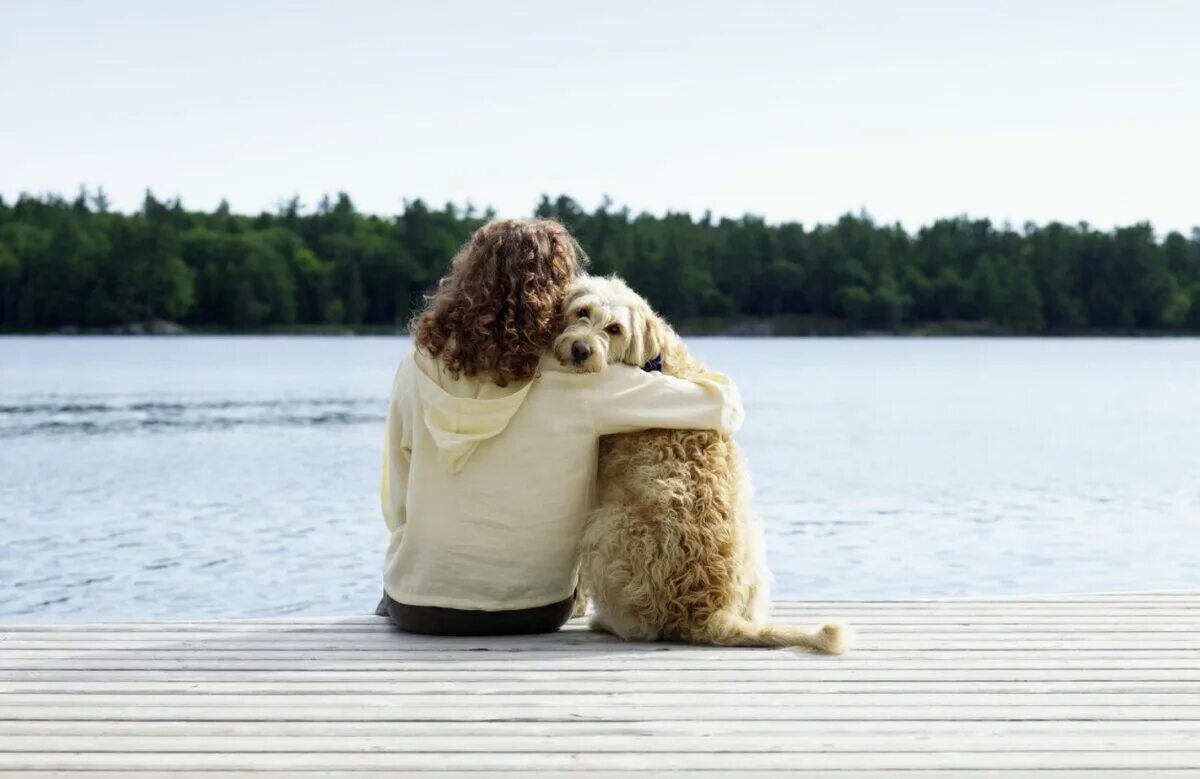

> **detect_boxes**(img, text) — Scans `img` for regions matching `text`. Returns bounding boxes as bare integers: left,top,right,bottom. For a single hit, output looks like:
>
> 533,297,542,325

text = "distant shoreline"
4,317,1199,338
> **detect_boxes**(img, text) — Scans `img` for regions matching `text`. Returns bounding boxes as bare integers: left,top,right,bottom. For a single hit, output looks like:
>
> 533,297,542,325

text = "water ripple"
0,396,386,438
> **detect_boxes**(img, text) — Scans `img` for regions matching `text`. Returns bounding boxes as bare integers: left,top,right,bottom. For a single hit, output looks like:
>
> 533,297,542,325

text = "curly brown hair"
412,219,585,386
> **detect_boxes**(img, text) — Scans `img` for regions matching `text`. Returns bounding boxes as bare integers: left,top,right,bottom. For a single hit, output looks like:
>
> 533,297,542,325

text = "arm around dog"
586,365,744,436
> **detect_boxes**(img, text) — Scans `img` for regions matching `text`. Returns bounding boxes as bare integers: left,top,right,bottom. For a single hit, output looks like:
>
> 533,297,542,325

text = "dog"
553,275,849,653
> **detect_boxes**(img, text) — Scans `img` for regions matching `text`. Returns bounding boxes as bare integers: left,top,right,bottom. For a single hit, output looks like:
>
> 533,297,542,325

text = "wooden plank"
3,751,1200,770
8,679,1200,695
13,609,1199,635
3,613,1192,634
2,719,1195,738
6,732,1200,754
9,668,1200,682
5,604,1200,628
7,624,1200,643
6,609,1200,632
3,691,1197,710
6,704,1200,722
11,624,1200,640
4,636,1198,653
1,653,1196,671
4,604,1195,628
6,656,1199,671
2,596,1195,617
4,768,1195,772
12,614,1181,635
6,621,1200,638
7,768,1200,772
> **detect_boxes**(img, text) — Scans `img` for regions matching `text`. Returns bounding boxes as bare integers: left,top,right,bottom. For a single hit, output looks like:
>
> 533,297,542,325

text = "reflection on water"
1,335,1198,621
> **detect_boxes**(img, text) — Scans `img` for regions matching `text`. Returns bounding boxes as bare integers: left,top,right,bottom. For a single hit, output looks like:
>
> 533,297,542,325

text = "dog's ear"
629,303,664,368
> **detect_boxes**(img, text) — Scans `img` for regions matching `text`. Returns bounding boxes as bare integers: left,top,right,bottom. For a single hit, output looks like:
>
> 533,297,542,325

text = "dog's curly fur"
553,275,849,653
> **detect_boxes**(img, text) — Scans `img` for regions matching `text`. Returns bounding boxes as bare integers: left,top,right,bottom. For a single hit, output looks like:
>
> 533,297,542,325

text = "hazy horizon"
3,1,1198,231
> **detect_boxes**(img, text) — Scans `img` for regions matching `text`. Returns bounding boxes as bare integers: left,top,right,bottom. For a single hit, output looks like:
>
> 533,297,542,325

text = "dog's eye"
577,308,589,319
606,325,622,336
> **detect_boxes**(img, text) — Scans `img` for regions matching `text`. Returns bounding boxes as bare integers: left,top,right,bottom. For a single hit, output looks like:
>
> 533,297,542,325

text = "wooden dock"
2,593,1198,775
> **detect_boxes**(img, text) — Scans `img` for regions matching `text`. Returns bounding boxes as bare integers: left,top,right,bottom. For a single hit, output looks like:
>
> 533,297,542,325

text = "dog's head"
553,275,682,374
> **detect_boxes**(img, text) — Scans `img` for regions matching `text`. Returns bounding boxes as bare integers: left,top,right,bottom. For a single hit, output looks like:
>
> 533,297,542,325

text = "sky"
2,0,1198,232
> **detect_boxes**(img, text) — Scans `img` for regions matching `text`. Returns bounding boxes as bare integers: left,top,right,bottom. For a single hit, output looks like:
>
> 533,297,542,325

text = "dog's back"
583,426,770,642
584,426,847,653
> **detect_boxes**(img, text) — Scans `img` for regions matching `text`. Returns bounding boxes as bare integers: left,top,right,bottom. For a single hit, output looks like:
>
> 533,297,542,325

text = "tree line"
1,189,1198,333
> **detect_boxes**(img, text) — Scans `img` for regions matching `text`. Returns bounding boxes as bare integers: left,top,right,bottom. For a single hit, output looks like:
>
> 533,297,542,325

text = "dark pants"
375,590,573,637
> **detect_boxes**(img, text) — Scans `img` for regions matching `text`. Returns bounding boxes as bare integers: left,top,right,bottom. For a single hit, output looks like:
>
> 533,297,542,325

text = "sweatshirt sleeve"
587,365,744,436
380,375,411,536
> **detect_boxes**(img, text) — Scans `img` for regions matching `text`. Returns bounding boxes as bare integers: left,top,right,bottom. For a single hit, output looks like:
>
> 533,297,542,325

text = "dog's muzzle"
571,341,592,364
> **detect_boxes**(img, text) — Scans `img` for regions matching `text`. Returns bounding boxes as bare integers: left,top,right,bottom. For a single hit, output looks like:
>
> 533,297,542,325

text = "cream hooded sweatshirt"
381,350,744,611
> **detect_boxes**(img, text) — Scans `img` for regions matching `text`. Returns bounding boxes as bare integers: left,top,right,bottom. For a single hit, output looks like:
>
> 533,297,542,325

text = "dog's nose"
571,342,592,363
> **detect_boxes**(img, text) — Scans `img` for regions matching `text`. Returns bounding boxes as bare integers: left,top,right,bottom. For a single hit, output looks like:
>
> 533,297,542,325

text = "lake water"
1,336,1197,621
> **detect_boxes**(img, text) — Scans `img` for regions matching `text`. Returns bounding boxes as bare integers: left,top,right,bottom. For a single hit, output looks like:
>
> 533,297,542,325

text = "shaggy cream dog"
554,275,849,653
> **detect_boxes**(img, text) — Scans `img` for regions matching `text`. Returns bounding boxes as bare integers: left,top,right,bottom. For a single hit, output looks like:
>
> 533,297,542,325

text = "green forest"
2,189,1199,334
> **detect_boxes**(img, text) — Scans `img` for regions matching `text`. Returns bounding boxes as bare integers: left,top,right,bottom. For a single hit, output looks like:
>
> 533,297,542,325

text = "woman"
378,218,743,635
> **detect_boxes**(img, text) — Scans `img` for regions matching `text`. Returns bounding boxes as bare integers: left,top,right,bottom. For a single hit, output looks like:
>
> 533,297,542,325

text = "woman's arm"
380,379,411,536
586,365,744,436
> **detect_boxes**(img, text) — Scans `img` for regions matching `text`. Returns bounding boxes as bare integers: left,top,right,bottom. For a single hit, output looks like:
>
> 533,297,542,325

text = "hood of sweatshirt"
411,352,534,474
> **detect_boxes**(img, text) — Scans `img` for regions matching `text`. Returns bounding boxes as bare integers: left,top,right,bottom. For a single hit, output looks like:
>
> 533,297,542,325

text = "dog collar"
642,354,663,372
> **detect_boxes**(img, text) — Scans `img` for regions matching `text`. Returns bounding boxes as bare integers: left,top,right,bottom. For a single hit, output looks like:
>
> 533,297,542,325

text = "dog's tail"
700,611,851,654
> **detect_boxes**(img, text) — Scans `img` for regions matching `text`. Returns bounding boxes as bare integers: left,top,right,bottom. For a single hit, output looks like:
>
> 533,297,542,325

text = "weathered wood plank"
5,605,1199,621
4,622,1200,640
6,704,1200,722
5,655,1198,672
4,603,1199,628
3,751,1200,770
8,679,1200,695
6,732,1200,754
4,691,1197,709
8,667,1200,682
0,719,1193,737
4,768,1195,772
9,768,1200,772
9,623,1200,640
6,625,1200,645
4,636,1197,653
